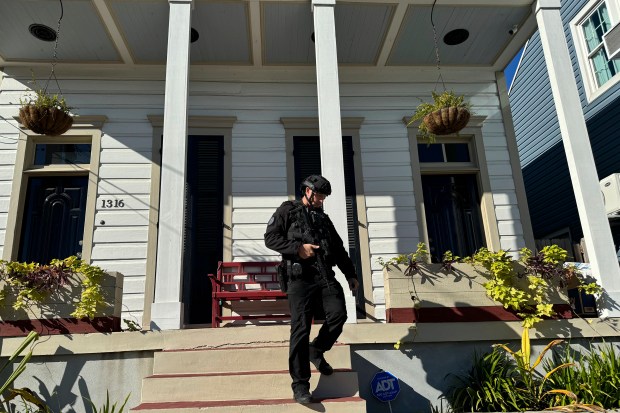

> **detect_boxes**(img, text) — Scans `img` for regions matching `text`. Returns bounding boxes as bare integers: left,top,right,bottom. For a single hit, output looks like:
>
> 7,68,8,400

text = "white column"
535,0,620,317
151,0,193,330
312,0,356,322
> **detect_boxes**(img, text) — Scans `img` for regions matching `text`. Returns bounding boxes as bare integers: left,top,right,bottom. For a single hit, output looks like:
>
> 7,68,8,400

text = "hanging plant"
19,89,73,136
18,0,73,136
406,0,472,143
407,90,472,143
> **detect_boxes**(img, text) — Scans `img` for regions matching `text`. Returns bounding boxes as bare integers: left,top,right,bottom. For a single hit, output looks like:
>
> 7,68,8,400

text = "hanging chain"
430,0,446,92
45,0,64,95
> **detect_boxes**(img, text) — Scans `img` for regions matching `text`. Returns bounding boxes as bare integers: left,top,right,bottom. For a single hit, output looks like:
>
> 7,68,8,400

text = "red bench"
208,261,289,327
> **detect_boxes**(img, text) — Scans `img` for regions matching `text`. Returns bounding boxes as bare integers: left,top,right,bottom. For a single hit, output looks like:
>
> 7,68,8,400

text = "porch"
2,318,619,412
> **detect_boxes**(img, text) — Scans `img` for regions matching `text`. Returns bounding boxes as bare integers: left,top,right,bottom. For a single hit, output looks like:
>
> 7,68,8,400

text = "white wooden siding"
0,71,523,325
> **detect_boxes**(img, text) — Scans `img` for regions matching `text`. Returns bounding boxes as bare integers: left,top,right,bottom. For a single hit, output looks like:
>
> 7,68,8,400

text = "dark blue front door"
422,174,485,262
18,176,88,263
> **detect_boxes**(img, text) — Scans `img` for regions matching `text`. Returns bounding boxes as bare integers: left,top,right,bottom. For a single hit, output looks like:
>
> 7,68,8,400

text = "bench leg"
212,298,220,328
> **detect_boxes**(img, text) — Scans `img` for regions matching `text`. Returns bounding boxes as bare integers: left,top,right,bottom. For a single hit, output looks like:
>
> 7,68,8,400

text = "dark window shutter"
183,135,224,324
294,136,322,199
293,136,366,317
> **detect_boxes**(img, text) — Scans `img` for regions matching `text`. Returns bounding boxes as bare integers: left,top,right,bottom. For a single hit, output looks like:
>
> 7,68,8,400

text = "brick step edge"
146,368,352,379
131,396,365,410
160,343,349,352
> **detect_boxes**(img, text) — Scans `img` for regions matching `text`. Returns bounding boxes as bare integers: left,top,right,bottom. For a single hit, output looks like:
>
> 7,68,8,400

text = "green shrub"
446,349,519,412
446,328,606,412
545,343,620,409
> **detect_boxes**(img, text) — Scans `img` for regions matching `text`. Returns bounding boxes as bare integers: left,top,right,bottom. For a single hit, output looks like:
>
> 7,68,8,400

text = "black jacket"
264,200,357,280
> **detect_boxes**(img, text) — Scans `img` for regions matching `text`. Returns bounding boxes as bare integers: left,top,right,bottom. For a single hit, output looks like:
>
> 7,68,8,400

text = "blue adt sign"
371,371,400,402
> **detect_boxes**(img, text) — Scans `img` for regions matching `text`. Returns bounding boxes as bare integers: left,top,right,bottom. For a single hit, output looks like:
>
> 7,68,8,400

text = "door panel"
19,176,88,263
422,174,485,262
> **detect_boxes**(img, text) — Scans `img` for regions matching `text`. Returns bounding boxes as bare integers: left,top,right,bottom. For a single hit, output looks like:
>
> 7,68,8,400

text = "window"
582,2,620,86
406,117,502,258
147,115,235,327
418,143,471,163
572,0,620,101
4,119,105,264
417,139,485,261
34,143,92,166
281,117,374,319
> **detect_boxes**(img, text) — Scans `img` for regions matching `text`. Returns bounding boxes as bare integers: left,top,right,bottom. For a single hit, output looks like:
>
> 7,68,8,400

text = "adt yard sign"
371,371,400,402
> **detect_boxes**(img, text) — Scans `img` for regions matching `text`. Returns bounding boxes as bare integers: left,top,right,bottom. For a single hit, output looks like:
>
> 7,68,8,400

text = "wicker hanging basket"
423,106,471,136
19,105,73,136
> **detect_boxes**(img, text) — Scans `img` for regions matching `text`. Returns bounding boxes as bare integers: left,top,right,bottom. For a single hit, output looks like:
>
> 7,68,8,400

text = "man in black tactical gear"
264,174,359,404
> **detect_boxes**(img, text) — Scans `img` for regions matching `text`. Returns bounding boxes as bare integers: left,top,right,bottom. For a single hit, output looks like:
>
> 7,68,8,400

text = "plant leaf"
521,327,531,368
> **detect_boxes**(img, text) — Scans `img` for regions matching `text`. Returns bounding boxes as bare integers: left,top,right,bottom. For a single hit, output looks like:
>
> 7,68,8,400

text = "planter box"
383,263,572,323
0,271,123,336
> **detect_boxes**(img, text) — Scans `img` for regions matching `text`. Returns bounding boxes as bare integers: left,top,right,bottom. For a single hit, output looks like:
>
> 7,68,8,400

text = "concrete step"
130,397,367,413
140,370,359,403
153,344,352,374
156,325,304,350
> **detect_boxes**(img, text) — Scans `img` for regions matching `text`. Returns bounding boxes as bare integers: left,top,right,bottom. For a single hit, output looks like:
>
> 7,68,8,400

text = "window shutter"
293,136,365,317
183,135,225,324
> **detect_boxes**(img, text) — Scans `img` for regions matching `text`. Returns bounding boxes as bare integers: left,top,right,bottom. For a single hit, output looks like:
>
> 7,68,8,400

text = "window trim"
4,116,107,263
571,0,620,103
406,115,501,254
279,117,375,318
145,115,235,328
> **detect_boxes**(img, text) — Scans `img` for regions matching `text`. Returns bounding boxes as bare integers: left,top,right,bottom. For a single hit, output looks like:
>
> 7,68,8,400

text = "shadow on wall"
352,340,515,412
351,344,430,413
2,347,149,413
350,313,614,413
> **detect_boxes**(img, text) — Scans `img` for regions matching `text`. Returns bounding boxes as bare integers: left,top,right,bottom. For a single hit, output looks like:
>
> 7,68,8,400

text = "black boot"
293,386,312,404
309,343,334,375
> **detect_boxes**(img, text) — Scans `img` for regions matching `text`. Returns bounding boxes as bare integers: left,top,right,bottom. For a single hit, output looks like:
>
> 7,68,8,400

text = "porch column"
312,0,356,322
535,0,620,317
151,0,193,330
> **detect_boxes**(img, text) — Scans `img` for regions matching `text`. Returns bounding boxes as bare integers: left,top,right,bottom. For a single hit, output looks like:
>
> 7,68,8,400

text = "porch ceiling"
0,0,534,70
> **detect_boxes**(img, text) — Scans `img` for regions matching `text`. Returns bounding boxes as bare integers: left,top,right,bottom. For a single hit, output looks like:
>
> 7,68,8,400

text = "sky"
504,47,524,91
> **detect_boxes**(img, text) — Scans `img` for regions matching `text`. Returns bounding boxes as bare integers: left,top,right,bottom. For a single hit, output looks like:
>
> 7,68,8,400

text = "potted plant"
379,243,601,327
0,256,123,335
407,90,472,143
19,88,73,136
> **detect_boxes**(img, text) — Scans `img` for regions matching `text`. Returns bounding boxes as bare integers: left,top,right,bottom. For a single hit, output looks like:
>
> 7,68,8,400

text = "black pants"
286,271,347,391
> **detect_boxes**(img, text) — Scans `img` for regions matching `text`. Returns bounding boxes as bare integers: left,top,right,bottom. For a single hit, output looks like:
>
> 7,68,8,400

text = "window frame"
406,116,501,254
280,117,375,318
4,116,106,263
571,0,620,103
144,115,235,328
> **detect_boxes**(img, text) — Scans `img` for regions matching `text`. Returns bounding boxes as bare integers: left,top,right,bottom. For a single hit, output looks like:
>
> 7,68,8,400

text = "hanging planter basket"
423,106,471,136
19,105,73,136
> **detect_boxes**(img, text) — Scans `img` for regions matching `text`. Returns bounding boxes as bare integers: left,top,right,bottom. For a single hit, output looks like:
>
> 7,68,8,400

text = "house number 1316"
101,199,125,208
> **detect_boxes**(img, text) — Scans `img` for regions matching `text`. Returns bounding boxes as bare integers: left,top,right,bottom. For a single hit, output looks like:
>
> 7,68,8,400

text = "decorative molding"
403,115,486,129
280,117,364,130
14,115,108,131
148,115,237,129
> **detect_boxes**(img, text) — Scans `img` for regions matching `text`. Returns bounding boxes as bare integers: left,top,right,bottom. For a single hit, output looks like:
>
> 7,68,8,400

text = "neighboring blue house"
510,0,620,258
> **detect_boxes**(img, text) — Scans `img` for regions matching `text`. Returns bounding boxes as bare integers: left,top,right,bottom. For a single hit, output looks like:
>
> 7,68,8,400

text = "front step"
131,339,365,412
153,345,351,374
132,397,367,412
141,370,359,403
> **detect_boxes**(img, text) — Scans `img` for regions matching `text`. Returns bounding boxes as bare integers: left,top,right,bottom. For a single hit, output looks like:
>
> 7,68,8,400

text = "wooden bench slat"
209,261,288,327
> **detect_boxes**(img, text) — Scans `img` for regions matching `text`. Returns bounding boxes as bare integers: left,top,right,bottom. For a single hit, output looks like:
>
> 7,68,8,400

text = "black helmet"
300,174,332,195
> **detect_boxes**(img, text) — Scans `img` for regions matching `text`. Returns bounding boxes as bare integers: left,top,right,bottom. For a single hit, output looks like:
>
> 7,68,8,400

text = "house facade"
2,0,620,411
0,0,544,330
510,0,620,257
